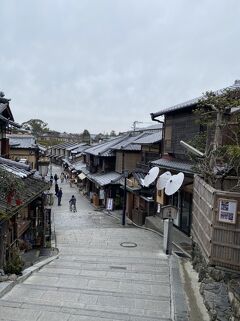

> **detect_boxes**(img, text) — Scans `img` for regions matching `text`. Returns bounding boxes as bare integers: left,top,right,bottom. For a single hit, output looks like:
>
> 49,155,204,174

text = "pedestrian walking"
60,172,64,183
54,174,58,183
57,188,63,206
65,173,69,182
55,183,59,196
69,195,77,212
69,178,74,188
50,175,53,186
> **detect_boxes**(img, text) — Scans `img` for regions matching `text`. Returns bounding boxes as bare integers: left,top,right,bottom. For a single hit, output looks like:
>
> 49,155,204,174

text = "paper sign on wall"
218,199,237,224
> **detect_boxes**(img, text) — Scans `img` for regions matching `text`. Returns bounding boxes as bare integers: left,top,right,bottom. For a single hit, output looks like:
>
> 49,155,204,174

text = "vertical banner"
106,198,113,211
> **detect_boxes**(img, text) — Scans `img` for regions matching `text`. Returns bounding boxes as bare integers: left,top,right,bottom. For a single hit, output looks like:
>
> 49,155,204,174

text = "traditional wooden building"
0,93,50,271
150,79,240,235
7,134,39,169
114,130,162,225
82,136,127,208
48,142,77,164
0,158,50,269
150,96,203,235
0,95,20,157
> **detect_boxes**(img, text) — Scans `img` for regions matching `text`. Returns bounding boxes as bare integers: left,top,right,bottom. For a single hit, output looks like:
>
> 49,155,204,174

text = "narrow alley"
0,165,176,321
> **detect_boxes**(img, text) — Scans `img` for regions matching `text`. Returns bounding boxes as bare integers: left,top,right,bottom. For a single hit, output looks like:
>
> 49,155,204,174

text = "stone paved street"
0,165,173,321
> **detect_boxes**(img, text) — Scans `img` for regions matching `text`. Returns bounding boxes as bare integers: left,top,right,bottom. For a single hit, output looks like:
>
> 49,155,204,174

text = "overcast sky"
1,0,240,134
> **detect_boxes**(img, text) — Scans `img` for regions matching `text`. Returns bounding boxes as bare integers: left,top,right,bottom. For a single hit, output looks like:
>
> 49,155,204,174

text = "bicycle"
69,203,77,212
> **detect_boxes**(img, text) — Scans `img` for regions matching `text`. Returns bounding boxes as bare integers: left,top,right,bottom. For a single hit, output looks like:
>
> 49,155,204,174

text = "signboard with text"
218,198,238,224
106,198,113,211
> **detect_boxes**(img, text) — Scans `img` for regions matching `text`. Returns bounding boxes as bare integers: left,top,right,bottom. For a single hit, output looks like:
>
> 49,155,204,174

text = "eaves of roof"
0,164,30,178
52,142,76,149
151,157,194,174
84,135,128,156
72,161,86,171
81,167,90,175
151,80,240,118
8,136,37,149
0,157,30,171
86,171,122,187
0,114,21,128
66,143,87,151
71,145,89,154
133,131,162,145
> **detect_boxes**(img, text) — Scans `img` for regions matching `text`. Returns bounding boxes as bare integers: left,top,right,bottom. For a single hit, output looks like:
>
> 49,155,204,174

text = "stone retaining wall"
192,242,240,321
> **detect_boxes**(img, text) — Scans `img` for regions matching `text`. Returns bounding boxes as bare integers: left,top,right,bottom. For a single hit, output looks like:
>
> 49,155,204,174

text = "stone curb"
170,255,190,321
0,253,59,299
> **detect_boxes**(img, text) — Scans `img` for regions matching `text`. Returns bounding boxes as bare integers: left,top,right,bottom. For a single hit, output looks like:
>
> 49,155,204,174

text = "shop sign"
106,198,113,211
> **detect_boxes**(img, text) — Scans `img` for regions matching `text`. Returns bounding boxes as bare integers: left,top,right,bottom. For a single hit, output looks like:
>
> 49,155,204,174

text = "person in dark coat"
55,183,59,196
57,188,63,206
69,195,77,212
54,174,58,183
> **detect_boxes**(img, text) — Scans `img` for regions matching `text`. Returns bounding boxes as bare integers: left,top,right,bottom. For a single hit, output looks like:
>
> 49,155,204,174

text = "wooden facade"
164,110,200,158
192,175,240,271
115,151,141,174
9,147,38,169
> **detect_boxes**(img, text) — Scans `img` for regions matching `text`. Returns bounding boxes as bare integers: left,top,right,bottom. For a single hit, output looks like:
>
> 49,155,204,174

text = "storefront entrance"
167,188,192,235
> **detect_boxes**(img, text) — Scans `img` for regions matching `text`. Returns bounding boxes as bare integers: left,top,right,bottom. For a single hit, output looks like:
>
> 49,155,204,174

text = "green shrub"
4,250,24,275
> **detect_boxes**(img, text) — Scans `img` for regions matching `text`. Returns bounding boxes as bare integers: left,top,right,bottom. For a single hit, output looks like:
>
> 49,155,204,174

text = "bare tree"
189,88,240,188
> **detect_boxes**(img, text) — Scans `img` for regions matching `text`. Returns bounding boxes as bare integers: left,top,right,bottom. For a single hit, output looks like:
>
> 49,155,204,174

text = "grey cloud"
0,0,240,133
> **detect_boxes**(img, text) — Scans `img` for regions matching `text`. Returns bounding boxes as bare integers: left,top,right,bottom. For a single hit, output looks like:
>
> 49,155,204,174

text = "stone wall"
192,242,240,321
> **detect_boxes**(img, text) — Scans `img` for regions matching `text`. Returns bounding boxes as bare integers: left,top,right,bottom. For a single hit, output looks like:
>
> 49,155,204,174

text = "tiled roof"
87,171,122,187
66,143,87,151
52,142,77,149
133,131,162,145
112,134,144,151
8,135,37,149
84,135,128,156
38,145,47,153
71,144,90,154
0,112,20,128
62,158,72,166
151,80,240,117
72,161,86,171
135,124,163,131
0,175,49,216
0,101,20,127
151,158,194,174
0,163,30,178
81,167,90,175
0,157,30,171
72,153,82,158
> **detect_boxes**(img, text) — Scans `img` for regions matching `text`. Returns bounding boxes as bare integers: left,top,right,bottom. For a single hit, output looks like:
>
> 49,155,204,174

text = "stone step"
50,261,168,274
0,298,171,321
41,265,168,281
8,283,169,301
37,270,169,286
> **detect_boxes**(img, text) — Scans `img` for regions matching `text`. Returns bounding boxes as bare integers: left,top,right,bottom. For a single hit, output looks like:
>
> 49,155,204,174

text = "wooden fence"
192,175,240,271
